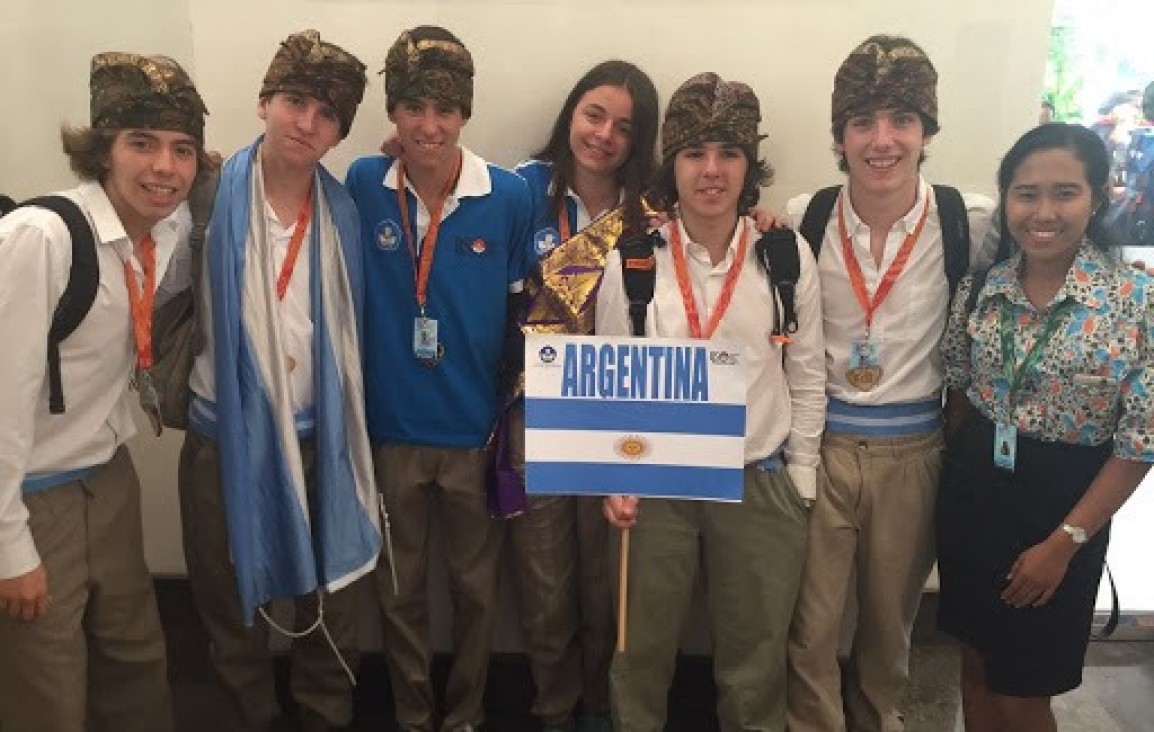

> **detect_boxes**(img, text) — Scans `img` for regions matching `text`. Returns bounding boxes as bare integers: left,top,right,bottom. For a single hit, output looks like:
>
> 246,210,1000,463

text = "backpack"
798,184,971,296
6,195,201,429
617,227,803,341
9,196,100,414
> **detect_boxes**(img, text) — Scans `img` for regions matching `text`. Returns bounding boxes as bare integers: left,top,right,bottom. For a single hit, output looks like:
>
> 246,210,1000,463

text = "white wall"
4,0,1055,596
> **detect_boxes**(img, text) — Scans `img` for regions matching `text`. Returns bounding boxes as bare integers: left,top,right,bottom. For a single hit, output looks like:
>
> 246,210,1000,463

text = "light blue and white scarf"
207,137,380,624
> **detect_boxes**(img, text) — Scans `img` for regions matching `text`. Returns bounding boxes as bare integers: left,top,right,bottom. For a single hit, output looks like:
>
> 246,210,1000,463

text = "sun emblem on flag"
615,435,650,461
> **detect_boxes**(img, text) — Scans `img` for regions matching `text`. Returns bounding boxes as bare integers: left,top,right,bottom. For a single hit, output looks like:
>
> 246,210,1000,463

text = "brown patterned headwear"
260,29,367,138
90,52,208,142
832,35,939,137
660,72,764,159
383,26,474,118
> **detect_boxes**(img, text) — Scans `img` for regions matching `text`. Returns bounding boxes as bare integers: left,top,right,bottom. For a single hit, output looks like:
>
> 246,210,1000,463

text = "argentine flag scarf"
208,137,380,624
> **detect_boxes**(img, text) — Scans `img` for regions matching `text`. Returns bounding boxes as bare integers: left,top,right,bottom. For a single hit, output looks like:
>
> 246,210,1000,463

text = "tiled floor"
160,583,1154,731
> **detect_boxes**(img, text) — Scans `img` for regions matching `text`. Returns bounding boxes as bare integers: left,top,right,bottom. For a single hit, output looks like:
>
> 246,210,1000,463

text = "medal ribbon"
999,299,1073,410
396,152,464,315
275,189,315,301
836,192,931,333
669,221,750,339
122,234,156,369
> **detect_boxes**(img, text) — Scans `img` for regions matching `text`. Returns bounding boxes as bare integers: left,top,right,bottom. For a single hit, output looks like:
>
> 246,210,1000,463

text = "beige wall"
3,0,1056,646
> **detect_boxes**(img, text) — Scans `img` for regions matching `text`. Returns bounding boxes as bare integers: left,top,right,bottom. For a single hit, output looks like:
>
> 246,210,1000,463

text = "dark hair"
996,122,1115,252
653,142,773,214
60,124,211,185
531,60,659,236
832,106,932,173
0,194,15,216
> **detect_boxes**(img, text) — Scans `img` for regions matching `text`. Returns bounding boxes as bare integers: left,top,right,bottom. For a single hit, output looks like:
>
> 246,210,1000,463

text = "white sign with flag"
524,333,747,501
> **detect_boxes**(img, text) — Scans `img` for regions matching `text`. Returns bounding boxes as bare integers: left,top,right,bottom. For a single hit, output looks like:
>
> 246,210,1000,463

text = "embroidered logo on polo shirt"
470,238,487,254
376,220,401,251
535,227,560,256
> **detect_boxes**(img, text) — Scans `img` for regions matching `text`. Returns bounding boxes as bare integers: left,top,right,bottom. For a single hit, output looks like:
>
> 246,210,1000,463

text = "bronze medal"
845,364,883,392
134,366,164,436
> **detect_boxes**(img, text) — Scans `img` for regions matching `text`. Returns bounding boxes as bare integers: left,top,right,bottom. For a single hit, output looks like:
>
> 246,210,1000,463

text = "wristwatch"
1060,523,1088,545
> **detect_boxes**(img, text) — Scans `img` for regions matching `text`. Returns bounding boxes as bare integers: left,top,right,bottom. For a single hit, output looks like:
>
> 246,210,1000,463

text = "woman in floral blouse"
938,122,1154,731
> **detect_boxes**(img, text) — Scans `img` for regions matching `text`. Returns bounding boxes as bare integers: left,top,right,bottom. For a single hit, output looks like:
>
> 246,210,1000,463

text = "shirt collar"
843,176,930,235
667,216,747,269
983,240,1114,310
382,145,493,201
75,180,184,247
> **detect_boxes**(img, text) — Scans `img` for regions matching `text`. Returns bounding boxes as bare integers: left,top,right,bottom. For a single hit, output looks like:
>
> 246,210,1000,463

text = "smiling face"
389,97,467,176
838,107,929,198
258,91,342,170
1005,147,1099,271
673,141,748,222
568,84,634,182
101,128,198,239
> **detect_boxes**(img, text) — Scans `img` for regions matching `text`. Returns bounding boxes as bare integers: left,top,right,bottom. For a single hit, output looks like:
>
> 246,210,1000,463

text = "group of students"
0,22,1151,732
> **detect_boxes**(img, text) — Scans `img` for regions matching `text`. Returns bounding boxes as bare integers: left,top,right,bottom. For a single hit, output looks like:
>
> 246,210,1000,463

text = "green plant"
1044,25,1084,121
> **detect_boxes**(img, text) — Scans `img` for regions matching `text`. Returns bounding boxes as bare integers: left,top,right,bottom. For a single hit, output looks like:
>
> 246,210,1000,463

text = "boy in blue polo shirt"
345,25,534,732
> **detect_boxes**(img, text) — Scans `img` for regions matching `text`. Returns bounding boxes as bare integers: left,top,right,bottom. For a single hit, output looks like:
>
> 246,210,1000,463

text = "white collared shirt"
596,217,827,499
785,178,997,405
0,181,189,578
562,184,623,231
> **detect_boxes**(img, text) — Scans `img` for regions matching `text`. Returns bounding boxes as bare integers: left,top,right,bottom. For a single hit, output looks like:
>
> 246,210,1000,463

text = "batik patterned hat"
832,35,939,135
260,29,367,138
661,72,763,159
383,26,474,118
90,52,208,142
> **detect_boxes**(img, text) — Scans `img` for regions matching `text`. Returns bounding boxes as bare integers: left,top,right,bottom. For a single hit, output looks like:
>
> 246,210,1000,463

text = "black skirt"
936,410,1112,697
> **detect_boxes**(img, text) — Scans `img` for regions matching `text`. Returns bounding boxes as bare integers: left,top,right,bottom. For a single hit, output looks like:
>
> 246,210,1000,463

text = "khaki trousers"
372,443,504,732
0,447,173,732
506,402,606,726
610,465,809,732
178,431,361,729
507,494,582,726
786,430,941,732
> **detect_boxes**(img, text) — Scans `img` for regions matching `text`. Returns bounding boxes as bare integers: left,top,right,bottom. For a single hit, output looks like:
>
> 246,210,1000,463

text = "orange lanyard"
275,190,314,301
836,191,930,334
558,198,571,243
669,221,749,339
122,234,157,369
396,153,463,315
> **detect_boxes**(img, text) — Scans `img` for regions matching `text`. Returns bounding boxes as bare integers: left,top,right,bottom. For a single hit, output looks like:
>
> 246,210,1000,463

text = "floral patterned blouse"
943,241,1154,461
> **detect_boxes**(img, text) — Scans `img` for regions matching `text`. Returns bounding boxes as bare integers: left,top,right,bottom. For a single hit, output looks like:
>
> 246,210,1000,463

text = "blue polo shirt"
347,148,534,447
514,159,581,261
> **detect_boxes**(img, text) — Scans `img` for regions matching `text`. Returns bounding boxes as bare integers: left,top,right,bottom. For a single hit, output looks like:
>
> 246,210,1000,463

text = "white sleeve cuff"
786,463,818,502
0,525,41,580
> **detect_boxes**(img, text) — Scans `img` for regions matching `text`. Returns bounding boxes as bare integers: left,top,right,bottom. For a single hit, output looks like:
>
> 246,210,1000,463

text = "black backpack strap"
617,230,664,337
754,228,801,343
799,185,841,261
933,185,971,295
14,195,99,414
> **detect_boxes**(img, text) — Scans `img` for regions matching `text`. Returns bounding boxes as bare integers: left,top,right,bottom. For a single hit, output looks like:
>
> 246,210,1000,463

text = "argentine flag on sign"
524,334,747,501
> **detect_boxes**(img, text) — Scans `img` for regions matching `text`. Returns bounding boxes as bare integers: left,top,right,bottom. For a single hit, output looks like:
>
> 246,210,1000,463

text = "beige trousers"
372,443,504,732
786,430,941,732
0,447,173,732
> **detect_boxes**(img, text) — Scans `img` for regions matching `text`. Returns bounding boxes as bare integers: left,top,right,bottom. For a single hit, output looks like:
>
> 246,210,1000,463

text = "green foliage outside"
1044,25,1083,121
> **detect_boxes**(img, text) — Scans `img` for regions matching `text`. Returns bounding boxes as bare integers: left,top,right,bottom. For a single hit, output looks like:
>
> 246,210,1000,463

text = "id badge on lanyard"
995,298,1072,472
